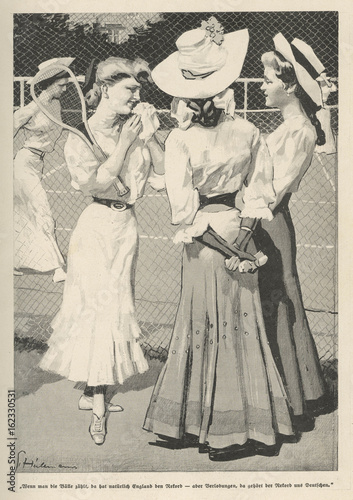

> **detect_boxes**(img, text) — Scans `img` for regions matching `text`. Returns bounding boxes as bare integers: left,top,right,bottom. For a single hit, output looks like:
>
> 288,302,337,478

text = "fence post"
20,79,25,108
244,80,248,121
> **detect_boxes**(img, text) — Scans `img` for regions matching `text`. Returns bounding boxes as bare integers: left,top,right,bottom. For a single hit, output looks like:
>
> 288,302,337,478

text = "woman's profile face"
106,76,141,115
48,78,69,100
261,66,288,108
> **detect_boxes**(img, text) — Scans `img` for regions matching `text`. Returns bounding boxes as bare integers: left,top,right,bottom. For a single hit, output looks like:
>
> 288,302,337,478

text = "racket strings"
30,64,129,196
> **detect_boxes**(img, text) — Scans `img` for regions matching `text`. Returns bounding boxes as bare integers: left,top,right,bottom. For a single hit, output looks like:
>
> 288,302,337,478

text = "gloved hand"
225,251,268,274
233,217,257,251
224,256,240,271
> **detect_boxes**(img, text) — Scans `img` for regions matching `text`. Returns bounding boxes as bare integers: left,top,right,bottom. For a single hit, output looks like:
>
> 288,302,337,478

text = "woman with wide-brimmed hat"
249,34,330,430
13,57,74,282
143,18,295,461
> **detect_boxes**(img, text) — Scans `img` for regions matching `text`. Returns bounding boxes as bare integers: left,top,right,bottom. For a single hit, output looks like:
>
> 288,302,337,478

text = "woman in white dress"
249,34,330,429
13,58,73,282
143,20,295,461
40,57,164,445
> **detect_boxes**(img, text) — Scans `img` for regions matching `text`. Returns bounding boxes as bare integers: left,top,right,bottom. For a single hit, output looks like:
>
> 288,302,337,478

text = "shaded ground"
15,350,337,474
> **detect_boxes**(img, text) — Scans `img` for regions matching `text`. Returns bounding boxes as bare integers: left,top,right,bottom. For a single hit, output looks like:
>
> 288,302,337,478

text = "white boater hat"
27,57,75,84
273,33,325,107
152,17,249,99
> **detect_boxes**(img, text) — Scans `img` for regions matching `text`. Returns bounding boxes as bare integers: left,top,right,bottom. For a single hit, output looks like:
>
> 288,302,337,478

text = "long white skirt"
14,148,64,272
40,202,149,386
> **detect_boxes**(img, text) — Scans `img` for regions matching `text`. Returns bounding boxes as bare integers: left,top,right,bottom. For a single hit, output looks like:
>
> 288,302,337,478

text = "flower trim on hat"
200,16,225,46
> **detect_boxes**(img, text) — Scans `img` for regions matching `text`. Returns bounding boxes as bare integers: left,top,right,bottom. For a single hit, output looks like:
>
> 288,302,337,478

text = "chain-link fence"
13,12,338,383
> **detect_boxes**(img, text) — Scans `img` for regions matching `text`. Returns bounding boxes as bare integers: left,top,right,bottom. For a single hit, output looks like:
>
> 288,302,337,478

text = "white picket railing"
13,76,338,118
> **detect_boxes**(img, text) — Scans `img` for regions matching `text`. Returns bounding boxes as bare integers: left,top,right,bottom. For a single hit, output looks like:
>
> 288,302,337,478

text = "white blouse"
64,116,164,203
165,114,276,225
266,115,317,208
14,101,62,153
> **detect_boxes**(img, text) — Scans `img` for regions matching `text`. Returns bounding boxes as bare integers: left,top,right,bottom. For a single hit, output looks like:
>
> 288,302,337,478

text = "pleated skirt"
254,198,326,415
144,208,294,448
40,202,148,386
14,148,64,272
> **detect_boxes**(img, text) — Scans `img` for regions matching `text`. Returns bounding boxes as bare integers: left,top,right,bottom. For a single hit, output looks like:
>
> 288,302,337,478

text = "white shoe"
14,269,23,276
52,268,66,283
89,413,107,445
79,394,124,412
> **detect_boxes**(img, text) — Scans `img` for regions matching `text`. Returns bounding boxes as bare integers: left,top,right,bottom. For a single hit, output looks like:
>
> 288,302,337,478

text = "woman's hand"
226,251,268,274
225,256,240,271
120,115,142,148
133,102,160,142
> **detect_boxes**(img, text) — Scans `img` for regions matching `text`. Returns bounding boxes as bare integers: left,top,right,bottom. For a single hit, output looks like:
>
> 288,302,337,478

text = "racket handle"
114,177,130,196
91,143,130,196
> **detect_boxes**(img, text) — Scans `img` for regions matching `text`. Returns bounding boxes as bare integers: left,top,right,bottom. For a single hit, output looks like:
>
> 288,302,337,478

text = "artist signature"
16,450,78,471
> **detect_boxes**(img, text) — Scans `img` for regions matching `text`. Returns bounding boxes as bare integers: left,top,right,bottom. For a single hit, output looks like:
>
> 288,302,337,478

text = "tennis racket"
30,63,130,196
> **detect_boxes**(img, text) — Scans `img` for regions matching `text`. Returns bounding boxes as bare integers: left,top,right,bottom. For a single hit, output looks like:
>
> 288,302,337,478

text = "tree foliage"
14,12,338,109
14,14,118,76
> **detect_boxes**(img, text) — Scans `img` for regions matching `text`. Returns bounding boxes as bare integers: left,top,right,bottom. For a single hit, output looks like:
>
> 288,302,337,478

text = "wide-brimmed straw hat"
273,33,325,107
27,57,75,84
152,18,249,99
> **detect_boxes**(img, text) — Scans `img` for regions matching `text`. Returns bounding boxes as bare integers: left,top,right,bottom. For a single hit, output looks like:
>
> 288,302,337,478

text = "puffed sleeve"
240,127,275,220
164,129,199,225
145,135,165,190
270,126,316,208
64,132,101,196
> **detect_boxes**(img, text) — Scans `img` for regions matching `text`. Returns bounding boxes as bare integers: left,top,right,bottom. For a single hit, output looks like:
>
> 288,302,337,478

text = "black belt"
199,191,237,209
23,147,46,160
93,197,133,211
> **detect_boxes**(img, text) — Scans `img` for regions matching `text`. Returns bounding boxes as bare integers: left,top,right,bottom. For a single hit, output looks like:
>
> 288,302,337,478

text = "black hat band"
291,44,321,80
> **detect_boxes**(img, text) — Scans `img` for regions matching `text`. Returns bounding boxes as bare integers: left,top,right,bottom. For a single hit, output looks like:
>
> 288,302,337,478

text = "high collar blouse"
165,114,276,225
64,114,164,203
265,114,317,209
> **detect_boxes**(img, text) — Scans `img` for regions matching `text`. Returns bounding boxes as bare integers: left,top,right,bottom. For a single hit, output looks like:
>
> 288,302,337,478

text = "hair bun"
82,58,100,95
85,83,102,109
134,58,153,84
